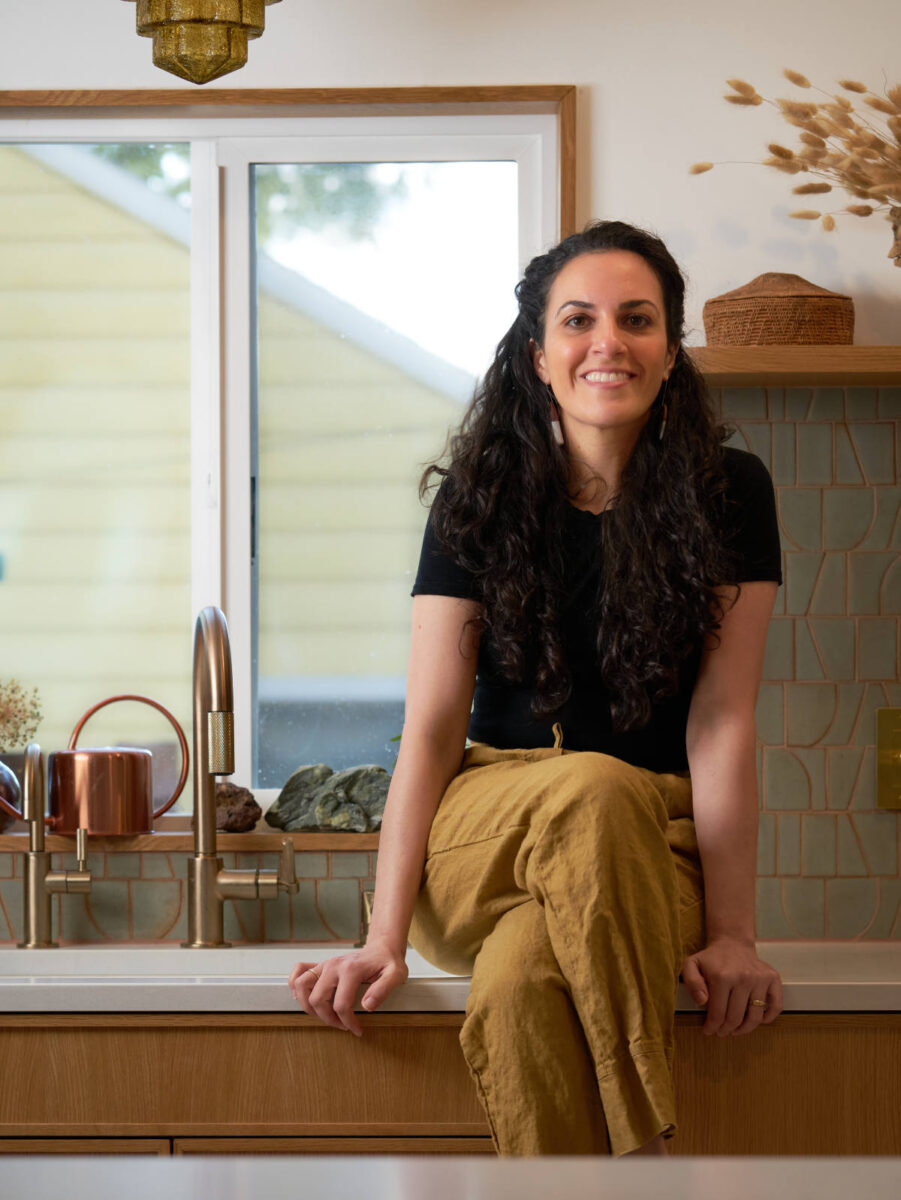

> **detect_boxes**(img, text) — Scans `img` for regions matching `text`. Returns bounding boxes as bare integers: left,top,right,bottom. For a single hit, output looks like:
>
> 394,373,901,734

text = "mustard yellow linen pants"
406,732,706,1158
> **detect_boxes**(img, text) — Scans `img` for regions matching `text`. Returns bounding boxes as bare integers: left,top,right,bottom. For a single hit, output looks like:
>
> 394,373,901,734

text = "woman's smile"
581,368,637,388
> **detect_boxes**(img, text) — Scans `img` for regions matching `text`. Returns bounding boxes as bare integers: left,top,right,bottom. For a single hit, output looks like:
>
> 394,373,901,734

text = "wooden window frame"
0,87,576,237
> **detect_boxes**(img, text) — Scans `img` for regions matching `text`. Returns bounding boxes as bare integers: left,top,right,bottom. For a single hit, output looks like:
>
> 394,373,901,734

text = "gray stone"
327,765,390,826
314,791,369,833
265,764,337,830
266,763,391,832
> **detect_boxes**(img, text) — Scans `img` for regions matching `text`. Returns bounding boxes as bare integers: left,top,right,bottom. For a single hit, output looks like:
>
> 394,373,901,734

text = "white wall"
4,0,899,344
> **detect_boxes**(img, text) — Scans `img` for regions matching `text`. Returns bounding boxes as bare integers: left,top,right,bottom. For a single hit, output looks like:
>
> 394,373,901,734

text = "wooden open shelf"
0,831,379,853
688,345,901,386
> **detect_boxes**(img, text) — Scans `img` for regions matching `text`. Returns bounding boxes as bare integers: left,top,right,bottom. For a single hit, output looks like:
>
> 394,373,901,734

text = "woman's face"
531,250,678,444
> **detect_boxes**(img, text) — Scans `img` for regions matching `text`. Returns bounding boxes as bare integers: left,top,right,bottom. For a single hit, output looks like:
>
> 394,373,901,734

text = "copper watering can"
0,695,189,836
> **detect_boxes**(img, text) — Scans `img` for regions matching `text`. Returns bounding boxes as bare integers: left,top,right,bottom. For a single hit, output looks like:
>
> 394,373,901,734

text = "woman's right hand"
288,938,409,1037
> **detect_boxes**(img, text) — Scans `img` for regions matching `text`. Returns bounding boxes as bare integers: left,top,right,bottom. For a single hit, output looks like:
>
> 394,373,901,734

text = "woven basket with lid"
702,272,854,345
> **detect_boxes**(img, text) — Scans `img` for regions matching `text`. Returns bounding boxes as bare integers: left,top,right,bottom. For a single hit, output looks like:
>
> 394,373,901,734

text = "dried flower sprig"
691,69,901,267
0,679,43,752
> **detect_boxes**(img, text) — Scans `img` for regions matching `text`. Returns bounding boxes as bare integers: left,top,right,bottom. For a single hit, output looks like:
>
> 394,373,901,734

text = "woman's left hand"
680,937,783,1036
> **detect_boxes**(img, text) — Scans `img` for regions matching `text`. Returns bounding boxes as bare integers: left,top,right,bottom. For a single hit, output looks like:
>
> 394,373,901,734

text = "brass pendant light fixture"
121,1,283,86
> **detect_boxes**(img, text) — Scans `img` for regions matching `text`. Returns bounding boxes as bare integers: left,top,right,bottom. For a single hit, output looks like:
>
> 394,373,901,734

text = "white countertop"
0,940,899,1012
2,1156,901,1200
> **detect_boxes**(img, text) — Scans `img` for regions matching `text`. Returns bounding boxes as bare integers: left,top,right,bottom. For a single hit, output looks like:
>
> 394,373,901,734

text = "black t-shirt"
411,446,782,772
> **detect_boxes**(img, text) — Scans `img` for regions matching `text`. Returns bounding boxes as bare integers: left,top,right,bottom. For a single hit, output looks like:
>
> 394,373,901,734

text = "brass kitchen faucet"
183,605,297,947
18,744,92,948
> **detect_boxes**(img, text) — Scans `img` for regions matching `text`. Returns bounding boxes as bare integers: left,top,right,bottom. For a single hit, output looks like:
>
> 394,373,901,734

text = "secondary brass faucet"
183,605,298,947
18,744,92,948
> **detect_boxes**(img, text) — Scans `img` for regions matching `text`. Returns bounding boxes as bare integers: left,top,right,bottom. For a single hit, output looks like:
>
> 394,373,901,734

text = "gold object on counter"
183,606,297,948
121,0,283,85
18,744,92,949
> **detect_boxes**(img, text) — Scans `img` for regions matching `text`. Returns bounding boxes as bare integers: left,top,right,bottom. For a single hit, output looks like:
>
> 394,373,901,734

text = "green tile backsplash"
729,384,900,942
0,384,898,945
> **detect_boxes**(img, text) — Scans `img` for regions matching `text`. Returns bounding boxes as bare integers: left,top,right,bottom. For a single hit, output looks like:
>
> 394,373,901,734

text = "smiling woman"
293,220,785,1160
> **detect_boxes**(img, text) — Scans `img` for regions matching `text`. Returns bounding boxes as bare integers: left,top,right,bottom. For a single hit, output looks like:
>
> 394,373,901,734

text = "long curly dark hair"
421,220,741,733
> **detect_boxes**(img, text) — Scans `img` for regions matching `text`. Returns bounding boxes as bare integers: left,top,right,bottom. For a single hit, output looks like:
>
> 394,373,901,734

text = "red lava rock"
215,782,262,832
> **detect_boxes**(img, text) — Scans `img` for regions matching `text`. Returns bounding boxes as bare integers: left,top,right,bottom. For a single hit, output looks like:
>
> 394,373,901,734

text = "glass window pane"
0,143,192,810
253,160,518,787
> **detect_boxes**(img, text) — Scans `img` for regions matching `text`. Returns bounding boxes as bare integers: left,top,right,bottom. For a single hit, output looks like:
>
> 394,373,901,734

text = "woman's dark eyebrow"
554,298,660,318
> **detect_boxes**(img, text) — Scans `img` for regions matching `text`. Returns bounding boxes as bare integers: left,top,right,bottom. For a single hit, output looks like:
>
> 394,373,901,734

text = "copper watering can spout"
0,695,190,836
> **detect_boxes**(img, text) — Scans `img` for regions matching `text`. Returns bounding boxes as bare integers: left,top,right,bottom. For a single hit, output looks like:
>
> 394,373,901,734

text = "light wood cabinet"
0,1012,899,1155
172,1137,494,1154
0,1139,170,1154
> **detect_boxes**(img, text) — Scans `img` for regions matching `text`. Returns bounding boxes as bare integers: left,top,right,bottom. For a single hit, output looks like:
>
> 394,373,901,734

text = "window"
0,140,192,804
0,91,573,807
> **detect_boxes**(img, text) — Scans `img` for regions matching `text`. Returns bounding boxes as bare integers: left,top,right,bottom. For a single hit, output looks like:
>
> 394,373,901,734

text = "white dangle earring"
548,387,565,445
657,380,670,442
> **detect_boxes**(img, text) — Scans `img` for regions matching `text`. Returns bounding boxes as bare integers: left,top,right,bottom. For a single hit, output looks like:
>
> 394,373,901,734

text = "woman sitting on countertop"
290,219,784,1158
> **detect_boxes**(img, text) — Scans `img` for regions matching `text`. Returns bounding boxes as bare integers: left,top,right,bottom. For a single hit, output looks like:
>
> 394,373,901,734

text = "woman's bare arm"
685,580,777,943
683,579,783,1035
290,593,481,1032
360,593,482,956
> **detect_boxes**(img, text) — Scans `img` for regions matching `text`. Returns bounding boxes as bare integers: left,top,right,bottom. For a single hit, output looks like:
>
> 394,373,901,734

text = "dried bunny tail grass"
767,143,795,159
726,78,758,97
838,80,868,93
793,182,833,193
777,98,819,118
689,162,715,174
764,156,805,174
789,209,822,219
822,106,855,129
832,95,854,111
836,154,863,172
888,116,901,142
822,214,836,231
804,119,835,138
725,93,763,106
888,85,901,110
865,95,898,116
784,69,811,88
869,183,901,200
800,131,827,148
799,147,828,164
845,204,874,216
